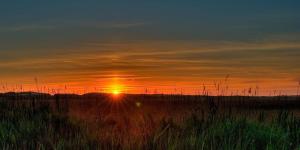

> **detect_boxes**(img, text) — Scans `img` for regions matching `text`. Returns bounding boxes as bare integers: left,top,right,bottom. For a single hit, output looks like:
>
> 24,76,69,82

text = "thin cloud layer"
0,40,299,95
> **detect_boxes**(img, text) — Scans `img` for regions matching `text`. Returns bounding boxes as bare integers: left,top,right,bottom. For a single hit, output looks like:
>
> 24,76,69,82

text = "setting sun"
112,90,120,95
108,81,124,96
110,84,123,99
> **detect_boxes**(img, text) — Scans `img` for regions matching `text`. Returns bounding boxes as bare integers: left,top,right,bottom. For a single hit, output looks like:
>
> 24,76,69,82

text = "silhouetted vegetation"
1,93,300,149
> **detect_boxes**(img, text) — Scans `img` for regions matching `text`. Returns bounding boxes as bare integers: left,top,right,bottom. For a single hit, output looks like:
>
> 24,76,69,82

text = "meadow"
1,92,300,149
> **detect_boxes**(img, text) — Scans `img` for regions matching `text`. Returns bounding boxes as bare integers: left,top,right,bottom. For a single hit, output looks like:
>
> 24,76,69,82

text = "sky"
0,1,300,95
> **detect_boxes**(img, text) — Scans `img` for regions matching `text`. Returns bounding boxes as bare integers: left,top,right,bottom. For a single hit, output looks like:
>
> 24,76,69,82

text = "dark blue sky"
1,1,299,41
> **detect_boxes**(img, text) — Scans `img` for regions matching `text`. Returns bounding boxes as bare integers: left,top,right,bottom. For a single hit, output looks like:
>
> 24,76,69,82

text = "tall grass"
145,111,300,150
1,94,300,149
0,101,98,149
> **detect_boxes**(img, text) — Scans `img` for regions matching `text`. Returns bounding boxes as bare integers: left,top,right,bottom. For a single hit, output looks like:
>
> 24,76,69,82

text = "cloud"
0,21,146,32
92,22,146,29
0,25,55,32
0,39,299,95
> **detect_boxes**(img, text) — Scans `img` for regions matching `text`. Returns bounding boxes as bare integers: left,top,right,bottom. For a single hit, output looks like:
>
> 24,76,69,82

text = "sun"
106,76,126,98
109,83,124,96
112,89,120,95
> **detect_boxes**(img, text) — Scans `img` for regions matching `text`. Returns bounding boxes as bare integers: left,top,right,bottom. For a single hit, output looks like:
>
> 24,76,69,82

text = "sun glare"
109,82,124,97
106,76,127,98
113,90,120,95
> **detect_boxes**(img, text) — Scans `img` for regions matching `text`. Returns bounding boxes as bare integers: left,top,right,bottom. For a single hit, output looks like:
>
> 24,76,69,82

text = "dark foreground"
1,92,300,149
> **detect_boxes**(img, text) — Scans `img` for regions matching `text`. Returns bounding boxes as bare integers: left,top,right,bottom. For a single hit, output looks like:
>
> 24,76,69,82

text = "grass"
0,93,300,149
148,112,300,150
0,101,98,149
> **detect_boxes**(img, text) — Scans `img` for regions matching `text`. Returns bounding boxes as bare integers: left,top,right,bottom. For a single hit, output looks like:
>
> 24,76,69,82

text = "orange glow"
109,84,123,96
113,90,120,95
1,74,298,96
107,77,125,96
110,84,123,100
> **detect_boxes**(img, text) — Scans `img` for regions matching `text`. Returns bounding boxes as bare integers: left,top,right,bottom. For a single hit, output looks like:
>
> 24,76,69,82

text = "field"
1,92,300,149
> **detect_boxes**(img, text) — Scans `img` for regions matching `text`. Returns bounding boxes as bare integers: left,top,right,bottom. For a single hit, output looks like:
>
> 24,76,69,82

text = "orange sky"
1,40,299,96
